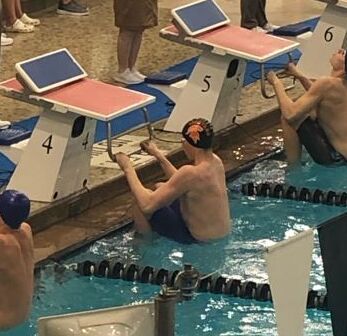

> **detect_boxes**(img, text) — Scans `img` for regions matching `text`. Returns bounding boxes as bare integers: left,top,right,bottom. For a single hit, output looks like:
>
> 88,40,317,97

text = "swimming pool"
2,158,346,336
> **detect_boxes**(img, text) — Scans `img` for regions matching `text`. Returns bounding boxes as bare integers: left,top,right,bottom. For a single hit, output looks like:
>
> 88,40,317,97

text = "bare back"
0,223,34,329
179,154,231,241
317,78,347,158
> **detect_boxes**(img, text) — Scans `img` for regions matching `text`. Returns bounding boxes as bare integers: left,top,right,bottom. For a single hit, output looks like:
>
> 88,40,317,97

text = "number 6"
324,27,334,42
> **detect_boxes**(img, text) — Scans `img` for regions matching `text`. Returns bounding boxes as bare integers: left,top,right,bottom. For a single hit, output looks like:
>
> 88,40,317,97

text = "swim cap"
181,118,214,149
0,190,30,230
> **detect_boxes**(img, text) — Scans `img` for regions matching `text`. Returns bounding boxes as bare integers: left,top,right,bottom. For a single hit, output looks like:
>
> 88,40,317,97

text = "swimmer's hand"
267,71,279,86
115,152,132,171
140,140,159,156
286,62,301,78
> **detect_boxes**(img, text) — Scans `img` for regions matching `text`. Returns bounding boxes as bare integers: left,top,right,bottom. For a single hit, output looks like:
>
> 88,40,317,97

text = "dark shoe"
57,0,89,16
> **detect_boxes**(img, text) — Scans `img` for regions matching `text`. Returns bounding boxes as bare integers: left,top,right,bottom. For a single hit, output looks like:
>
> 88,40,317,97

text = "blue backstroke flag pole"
318,212,347,336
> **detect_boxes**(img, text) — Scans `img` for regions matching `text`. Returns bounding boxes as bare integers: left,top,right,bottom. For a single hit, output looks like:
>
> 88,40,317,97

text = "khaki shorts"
114,0,158,30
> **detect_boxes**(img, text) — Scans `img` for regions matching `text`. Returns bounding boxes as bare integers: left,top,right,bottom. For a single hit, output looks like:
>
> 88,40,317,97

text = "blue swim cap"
0,190,30,230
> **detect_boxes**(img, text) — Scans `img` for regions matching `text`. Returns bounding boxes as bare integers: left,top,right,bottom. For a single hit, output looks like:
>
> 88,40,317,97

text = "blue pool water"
2,158,346,336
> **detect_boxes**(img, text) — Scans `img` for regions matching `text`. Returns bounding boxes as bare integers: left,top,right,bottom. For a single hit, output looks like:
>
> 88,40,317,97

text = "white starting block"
157,0,299,133
0,49,155,202
298,0,347,78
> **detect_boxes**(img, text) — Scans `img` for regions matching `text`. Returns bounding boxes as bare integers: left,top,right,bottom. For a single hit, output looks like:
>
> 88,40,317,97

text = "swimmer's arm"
141,141,177,178
272,77,328,128
124,165,192,214
295,74,313,91
287,63,313,91
154,151,177,179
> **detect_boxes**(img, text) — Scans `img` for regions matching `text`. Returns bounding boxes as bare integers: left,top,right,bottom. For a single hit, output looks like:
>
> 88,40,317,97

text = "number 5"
202,75,211,93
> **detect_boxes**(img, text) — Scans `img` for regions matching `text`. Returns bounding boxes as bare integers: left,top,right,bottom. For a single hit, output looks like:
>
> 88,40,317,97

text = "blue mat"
0,16,320,182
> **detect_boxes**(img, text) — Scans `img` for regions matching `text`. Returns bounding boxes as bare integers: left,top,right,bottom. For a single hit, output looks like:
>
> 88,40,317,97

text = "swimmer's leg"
281,116,302,166
132,202,152,234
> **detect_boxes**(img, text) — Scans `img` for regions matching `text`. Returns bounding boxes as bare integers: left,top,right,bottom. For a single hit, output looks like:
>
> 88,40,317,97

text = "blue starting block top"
0,127,32,146
273,23,311,37
15,48,87,94
172,0,230,36
145,71,187,85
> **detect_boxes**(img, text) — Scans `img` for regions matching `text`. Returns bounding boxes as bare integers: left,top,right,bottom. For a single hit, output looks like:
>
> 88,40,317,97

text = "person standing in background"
57,0,89,16
2,0,40,33
240,0,278,33
113,0,158,85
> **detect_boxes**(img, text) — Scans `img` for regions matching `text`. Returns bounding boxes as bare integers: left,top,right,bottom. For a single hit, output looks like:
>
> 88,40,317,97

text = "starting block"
0,49,155,202
298,0,347,78
158,0,299,133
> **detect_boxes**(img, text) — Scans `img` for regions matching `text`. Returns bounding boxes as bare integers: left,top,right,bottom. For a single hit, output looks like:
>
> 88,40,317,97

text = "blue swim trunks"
149,200,198,244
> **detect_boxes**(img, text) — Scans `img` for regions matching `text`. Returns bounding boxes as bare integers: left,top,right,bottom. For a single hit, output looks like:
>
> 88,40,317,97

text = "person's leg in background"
257,0,279,32
240,0,258,29
255,0,268,28
0,0,13,44
57,0,89,16
14,0,40,26
114,28,144,84
128,29,146,80
2,0,34,33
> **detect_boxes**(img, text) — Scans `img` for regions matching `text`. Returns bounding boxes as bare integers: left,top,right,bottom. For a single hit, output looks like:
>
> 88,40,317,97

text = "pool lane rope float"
74,260,328,311
239,182,347,207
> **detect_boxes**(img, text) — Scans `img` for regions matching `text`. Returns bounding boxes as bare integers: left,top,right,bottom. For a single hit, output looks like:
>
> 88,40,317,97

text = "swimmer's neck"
193,150,214,164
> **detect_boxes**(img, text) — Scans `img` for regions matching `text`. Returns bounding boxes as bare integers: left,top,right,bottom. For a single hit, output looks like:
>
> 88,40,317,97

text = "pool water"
2,159,346,336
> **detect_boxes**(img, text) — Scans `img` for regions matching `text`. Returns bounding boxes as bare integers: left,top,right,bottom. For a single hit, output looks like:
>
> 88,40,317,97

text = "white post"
298,3,347,78
7,108,96,202
164,51,246,133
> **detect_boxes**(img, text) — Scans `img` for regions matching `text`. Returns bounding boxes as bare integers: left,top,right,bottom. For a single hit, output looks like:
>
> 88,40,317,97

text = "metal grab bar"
106,107,153,162
260,52,296,99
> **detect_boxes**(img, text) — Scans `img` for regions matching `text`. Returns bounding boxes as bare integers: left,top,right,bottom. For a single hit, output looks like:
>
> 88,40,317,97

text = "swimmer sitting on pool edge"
267,49,347,166
115,118,231,244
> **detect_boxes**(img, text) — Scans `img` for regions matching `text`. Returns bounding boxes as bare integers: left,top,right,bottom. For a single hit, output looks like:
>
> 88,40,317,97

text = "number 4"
42,135,53,154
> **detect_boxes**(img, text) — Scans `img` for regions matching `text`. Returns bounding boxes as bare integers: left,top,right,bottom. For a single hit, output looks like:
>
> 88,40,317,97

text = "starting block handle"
260,53,296,99
106,107,154,162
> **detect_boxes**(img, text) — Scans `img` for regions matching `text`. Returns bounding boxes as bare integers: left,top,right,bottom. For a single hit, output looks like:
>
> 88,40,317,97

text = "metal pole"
154,286,178,336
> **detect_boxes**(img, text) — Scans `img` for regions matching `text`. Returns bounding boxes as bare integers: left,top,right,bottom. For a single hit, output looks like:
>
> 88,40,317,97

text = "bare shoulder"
177,164,196,175
174,164,198,183
313,76,336,90
213,153,223,164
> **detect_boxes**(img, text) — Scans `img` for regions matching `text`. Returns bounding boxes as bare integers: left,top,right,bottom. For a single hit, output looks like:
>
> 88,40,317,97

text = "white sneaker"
263,23,280,32
130,68,146,81
113,69,144,85
252,26,267,33
5,19,34,33
20,13,40,26
1,33,13,46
